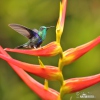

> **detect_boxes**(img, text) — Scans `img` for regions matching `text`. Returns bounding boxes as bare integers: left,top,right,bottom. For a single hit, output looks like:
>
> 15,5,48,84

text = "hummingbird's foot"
28,45,32,49
39,46,43,49
34,46,37,49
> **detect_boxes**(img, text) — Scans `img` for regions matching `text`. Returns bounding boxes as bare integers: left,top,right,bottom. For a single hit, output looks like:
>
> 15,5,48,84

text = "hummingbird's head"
39,26,55,32
38,26,55,40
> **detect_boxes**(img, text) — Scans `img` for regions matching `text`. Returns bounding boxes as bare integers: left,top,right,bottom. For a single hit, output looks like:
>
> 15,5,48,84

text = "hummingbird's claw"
34,46,37,49
39,45,44,49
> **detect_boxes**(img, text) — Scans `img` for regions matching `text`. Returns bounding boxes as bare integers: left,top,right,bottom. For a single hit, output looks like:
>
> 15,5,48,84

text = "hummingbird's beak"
46,26,55,30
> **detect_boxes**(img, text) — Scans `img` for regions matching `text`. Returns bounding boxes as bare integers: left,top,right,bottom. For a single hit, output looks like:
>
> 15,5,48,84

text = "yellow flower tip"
56,2,63,43
44,79,49,90
38,56,45,68
56,0,67,43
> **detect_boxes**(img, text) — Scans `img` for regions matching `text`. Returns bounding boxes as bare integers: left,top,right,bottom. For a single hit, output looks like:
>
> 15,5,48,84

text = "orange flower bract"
56,0,67,43
0,53,63,81
0,46,60,100
59,36,100,69
5,41,62,57
60,74,100,97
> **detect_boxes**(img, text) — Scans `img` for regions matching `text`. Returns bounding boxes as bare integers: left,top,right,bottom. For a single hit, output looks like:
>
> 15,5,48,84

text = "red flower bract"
59,36,100,69
5,41,62,57
0,46,60,100
56,0,67,43
0,53,63,81
60,74,100,97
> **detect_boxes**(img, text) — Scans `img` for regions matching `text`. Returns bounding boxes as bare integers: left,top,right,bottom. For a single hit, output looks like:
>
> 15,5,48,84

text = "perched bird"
9,24,54,49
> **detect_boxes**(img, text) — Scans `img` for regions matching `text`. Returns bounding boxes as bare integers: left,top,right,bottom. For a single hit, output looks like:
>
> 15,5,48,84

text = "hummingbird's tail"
15,45,24,49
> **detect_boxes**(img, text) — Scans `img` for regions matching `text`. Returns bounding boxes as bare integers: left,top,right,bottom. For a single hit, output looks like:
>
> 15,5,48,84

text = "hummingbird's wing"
32,29,38,33
9,24,38,39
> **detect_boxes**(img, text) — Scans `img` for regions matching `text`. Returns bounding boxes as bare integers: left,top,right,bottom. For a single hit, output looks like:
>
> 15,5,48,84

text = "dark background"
0,0,100,100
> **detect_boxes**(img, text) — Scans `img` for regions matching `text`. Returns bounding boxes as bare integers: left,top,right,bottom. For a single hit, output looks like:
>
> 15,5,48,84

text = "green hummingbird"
9,24,54,49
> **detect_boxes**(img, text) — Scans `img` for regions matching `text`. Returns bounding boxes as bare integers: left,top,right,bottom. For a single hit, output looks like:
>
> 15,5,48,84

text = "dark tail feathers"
15,45,23,49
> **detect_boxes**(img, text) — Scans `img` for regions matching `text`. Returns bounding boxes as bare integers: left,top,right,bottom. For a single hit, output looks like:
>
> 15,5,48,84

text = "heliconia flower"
59,36,100,69
0,46,60,100
5,41,62,57
0,53,63,82
1,0,100,99
56,0,67,43
60,74,100,98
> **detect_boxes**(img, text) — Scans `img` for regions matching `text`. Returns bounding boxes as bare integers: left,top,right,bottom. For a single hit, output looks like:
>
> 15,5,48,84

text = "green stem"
58,45,64,71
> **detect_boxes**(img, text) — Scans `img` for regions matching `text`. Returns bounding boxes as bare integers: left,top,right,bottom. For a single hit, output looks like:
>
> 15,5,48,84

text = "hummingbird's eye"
40,28,43,31
39,27,45,31
41,27,44,30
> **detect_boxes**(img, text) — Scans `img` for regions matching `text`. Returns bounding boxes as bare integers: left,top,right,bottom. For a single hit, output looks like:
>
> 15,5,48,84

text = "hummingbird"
9,24,54,49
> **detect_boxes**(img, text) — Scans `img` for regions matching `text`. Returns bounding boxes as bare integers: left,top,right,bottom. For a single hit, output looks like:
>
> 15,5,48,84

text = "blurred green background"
0,0,100,100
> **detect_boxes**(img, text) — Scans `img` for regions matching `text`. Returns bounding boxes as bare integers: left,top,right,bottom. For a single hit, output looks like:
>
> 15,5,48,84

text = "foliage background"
0,0,100,100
